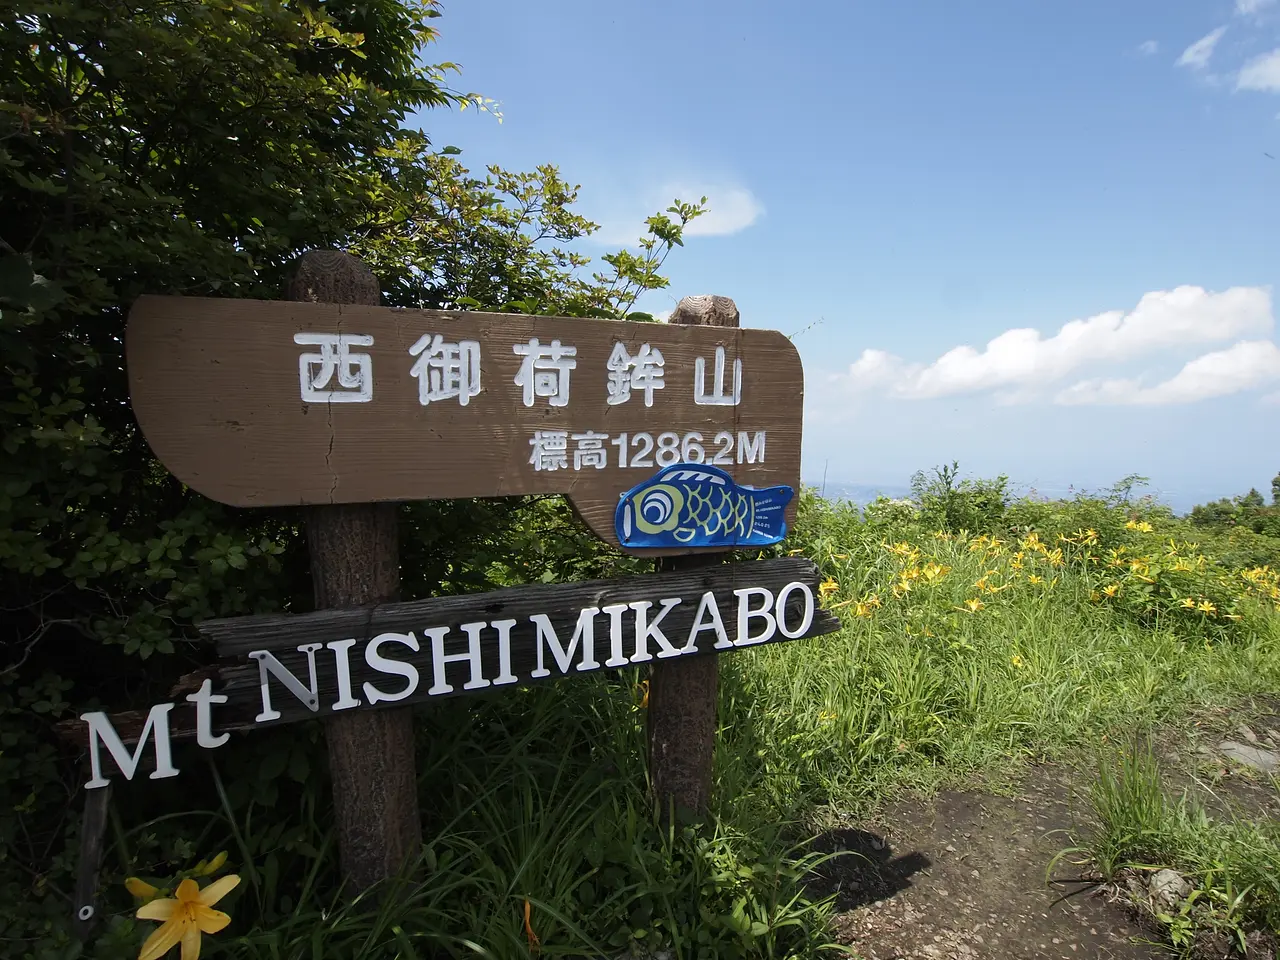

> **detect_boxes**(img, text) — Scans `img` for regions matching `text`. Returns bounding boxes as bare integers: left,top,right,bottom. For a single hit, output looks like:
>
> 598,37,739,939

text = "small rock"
944,843,957,854
1217,740,1280,773
1149,868,1191,909
1238,723,1259,744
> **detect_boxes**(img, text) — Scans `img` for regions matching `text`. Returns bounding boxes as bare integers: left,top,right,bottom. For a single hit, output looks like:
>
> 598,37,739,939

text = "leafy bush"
908,461,1010,534
0,2,716,956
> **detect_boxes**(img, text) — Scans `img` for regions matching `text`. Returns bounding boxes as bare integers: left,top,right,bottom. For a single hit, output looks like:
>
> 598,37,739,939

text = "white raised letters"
733,587,777,646
529,430,570,471
606,342,665,406
326,638,362,711
686,591,732,650
628,598,684,661
83,705,179,789
185,679,230,749
530,609,601,677
363,632,421,703
572,431,609,470
774,582,815,639
294,333,374,403
250,644,323,722
409,334,481,406
694,345,742,406
513,338,577,406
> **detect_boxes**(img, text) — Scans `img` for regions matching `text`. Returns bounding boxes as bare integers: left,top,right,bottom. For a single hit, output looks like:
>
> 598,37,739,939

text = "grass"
93,484,1280,959
1054,740,1280,955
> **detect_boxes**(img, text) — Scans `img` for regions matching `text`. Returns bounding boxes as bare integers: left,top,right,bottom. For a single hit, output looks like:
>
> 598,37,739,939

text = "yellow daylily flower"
1196,600,1216,615
1180,597,1197,609
1102,583,1120,598
818,578,839,599
193,852,227,877
126,878,161,901
922,562,950,582
136,875,240,960
961,598,984,613
1027,574,1044,585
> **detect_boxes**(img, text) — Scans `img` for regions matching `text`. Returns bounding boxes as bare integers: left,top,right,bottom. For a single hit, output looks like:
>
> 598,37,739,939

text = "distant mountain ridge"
803,480,912,504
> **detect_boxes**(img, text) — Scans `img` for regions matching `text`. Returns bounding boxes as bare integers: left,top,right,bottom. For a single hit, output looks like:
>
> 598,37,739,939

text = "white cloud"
673,184,764,237
590,180,763,245
1055,340,1280,405
1178,26,1228,70
1237,48,1280,90
1138,40,1159,56
838,286,1272,401
1236,0,1276,15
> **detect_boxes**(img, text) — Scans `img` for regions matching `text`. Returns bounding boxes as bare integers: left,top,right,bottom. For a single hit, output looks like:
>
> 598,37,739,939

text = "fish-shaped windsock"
614,463,794,549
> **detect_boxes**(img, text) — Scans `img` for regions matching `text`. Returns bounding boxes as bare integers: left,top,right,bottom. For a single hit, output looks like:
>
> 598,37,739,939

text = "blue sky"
411,0,1280,511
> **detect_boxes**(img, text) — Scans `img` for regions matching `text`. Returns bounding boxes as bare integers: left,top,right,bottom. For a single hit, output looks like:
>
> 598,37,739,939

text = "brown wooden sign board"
125,296,804,553
67,558,839,787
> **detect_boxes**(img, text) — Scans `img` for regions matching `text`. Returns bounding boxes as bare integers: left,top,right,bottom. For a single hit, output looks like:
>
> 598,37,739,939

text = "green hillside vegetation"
7,467,1280,957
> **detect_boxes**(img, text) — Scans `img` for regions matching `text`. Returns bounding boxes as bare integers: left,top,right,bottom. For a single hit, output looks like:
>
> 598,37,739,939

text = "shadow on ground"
804,770,1168,960
807,827,933,911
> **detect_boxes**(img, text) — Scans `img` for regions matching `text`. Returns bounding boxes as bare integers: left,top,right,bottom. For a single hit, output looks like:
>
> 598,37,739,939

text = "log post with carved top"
286,250,422,891
646,294,741,821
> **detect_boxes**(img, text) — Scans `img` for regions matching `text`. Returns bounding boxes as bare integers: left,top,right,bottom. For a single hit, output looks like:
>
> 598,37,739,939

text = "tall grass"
97,486,1280,959
1058,741,1280,953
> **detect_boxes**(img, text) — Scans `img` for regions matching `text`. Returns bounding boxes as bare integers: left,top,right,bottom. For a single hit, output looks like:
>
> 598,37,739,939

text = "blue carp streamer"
614,464,794,549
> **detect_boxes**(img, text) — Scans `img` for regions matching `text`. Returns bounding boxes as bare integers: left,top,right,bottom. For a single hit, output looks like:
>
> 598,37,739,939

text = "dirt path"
811,769,1165,960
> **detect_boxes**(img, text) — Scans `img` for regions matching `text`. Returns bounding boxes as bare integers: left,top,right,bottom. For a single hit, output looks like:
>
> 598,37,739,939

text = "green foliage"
0,1,709,956
716,484,1280,822
79,680,836,960
908,461,1010,533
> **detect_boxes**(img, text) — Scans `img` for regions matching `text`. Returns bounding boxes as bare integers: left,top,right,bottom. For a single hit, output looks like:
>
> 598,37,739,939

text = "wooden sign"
70,558,837,787
124,296,804,552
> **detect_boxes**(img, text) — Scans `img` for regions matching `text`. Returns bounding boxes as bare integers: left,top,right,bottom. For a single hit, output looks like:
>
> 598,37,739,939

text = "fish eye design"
633,484,684,534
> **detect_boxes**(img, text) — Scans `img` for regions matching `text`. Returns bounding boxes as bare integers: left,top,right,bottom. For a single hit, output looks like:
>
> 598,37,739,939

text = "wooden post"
72,783,111,939
287,251,422,891
647,294,741,822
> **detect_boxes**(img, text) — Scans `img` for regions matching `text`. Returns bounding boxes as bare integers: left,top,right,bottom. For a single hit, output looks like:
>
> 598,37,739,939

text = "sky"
409,0,1280,512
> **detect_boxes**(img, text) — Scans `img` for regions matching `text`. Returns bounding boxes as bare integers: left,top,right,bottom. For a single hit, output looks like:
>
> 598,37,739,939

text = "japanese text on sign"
294,336,745,410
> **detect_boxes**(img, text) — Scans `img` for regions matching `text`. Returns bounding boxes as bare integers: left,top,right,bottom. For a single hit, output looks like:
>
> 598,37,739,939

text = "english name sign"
125,296,804,553
74,558,838,789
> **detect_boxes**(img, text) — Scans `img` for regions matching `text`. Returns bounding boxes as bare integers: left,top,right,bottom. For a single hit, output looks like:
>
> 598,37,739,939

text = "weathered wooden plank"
59,559,840,752
202,556,822,654
124,295,804,553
